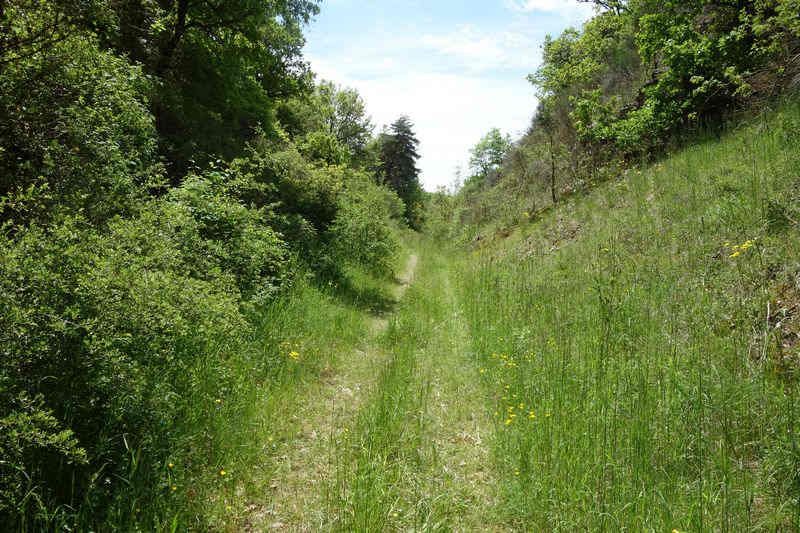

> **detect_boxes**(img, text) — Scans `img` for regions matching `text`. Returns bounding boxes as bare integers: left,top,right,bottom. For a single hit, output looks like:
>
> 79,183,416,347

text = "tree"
315,80,374,158
577,0,627,15
275,80,373,165
0,0,113,69
108,0,321,176
535,100,563,205
379,116,423,228
469,128,511,185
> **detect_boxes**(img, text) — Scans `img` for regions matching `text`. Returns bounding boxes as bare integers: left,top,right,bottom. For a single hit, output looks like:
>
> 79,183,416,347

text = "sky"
302,0,595,191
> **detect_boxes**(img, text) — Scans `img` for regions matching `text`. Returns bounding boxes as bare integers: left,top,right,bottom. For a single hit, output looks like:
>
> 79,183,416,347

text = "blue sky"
303,1,595,190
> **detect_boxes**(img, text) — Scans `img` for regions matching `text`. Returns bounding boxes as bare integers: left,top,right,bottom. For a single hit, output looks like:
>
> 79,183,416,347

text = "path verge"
246,253,419,531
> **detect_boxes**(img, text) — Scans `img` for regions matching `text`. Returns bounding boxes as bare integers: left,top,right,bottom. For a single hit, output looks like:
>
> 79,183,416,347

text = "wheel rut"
248,254,418,531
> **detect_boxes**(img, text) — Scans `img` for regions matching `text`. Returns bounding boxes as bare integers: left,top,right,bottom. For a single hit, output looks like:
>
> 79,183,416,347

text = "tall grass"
454,98,800,530
97,270,382,531
327,238,493,531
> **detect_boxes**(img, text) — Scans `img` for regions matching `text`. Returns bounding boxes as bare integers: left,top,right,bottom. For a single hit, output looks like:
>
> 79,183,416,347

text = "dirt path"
369,253,418,334
407,270,506,531
251,254,419,531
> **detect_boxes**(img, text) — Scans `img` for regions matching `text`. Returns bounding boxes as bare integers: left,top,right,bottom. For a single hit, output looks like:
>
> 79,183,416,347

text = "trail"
401,264,505,531
249,254,419,531
243,249,505,531
369,253,417,334
412,272,505,531
324,249,505,531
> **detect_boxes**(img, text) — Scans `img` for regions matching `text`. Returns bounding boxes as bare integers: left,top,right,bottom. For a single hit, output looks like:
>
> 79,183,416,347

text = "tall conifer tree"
379,115,423,228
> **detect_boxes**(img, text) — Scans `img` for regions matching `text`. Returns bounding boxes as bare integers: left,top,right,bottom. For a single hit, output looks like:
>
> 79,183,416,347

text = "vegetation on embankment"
445,97,800,530
441,0,800,238
0,1,426,529
4,0,800,530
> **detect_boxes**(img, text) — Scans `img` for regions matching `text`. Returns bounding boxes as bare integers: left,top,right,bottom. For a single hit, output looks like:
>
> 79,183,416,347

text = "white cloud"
420,25,539,73
309,56,536,191
505,0,594,16
302,3,597,191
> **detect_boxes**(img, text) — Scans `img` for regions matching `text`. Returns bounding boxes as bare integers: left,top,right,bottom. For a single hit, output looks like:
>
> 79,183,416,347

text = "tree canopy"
107,0,322,175
378,116,424,228
469,128,512,185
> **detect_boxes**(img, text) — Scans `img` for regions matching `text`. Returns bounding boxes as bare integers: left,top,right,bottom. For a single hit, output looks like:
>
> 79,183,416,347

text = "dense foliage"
378,116,425,229
0,0,413,528
442,0,800,236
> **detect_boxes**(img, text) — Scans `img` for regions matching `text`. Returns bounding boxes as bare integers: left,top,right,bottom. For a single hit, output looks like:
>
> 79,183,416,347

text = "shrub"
168,172,289,303
327,171,402,275
0,33,159,226
228,148,344,233
0,196,285,526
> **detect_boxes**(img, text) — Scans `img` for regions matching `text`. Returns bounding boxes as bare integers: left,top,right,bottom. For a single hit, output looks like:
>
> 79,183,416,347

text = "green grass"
104,98,800,531
111,266,396,531
326,237,505,531
452,97,800,530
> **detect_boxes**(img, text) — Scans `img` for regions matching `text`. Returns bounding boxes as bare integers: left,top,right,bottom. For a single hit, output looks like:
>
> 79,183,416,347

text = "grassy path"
228,103,800,531
235,245,507,532
246,253,421,531
409,269,505,531
325,244,505,531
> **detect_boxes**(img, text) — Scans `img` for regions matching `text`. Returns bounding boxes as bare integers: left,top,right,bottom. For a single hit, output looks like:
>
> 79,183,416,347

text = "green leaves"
379,116,424,229
0,33,158,226
469,128,512,184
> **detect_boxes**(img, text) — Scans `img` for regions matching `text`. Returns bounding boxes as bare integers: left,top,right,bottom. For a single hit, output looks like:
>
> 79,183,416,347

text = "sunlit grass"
454,98,800,530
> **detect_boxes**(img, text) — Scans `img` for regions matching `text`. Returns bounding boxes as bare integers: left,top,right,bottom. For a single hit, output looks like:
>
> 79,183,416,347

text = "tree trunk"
156,0,190,76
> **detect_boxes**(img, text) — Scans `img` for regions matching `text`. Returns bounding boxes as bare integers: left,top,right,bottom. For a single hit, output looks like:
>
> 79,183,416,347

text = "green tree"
278,80,374,165
379,116,423,228
108,0,321,176
315,80,374,158
469,128,512,185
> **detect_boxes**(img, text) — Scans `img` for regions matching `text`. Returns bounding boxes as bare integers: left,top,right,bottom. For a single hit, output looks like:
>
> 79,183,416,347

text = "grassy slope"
154,97,800,531
454,98,800,531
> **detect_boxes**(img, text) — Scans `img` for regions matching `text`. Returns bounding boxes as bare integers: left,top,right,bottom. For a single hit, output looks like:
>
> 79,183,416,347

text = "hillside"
448,97,800,529
3,0,800,530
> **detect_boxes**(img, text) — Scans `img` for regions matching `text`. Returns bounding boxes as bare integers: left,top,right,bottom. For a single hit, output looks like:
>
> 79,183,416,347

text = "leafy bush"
0,2,412,529
168,172,289,303
327,171,403,275
0,194,288,525
228,147,344,233
0,34,159,226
